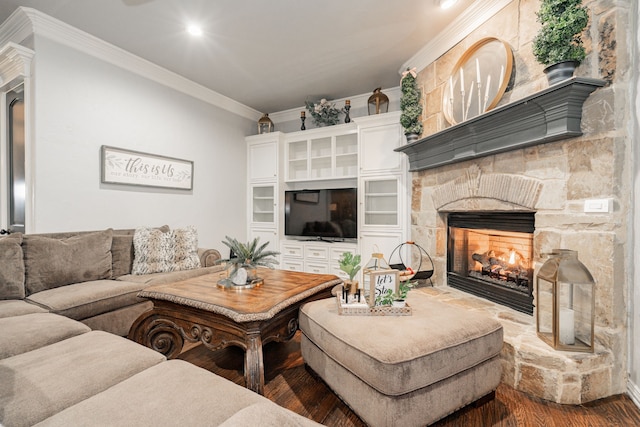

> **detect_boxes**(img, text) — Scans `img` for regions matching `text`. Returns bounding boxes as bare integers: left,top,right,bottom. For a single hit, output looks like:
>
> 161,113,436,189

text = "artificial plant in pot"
217,236,279,287
400,68,423,143
532,0,589,85
375,280,415,307
338,252,361,294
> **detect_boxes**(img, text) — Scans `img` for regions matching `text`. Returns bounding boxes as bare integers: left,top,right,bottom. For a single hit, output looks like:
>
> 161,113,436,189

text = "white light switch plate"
584,199,611,213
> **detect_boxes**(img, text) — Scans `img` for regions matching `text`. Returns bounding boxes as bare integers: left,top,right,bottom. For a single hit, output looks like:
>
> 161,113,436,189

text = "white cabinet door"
359,232,404,270
361,176,401,228
248,140,278,182
250,184,276,226
249,227,279,262
359,120,403,175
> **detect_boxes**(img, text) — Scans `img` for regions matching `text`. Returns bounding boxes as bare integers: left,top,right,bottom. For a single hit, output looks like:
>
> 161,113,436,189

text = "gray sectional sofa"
0,228,321,427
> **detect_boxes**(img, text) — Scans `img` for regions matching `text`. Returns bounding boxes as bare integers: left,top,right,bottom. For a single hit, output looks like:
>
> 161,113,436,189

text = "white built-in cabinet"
354,112,408,261
246,133,283,260
246,112,408,276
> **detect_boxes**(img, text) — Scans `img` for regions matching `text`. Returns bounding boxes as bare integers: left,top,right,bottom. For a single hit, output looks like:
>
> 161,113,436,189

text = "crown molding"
0,42,34,88
0,7,262,121
400,0,513,74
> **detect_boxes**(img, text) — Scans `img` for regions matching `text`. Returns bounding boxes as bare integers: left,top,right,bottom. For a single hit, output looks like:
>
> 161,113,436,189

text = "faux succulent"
338,252,361,281
218,236,279,269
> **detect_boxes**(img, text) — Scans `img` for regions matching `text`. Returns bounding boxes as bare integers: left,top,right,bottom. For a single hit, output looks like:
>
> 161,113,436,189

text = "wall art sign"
368,269,399,307
101,145,193,190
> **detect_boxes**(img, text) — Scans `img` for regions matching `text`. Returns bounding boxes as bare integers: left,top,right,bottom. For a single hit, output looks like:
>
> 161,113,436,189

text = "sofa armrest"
197,248,221,267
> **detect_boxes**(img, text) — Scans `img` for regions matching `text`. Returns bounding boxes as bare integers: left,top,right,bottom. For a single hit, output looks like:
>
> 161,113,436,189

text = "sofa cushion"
298,291,504,396
219,402,320,427
117,265,225,286
0,300,48,318
0,233,26,299
0,313,90,359
0,330,166,427
132,226,201,275
25,279,146,321
23,229,113,295
34,360,318,427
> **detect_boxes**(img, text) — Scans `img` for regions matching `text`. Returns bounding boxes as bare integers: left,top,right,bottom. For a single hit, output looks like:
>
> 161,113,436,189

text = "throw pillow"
171,226,201,272
23,229,113,295
0,233,26,299
132,227,173,275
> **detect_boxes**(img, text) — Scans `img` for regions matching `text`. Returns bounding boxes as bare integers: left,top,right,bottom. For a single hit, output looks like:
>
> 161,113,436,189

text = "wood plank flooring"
179,332,640,426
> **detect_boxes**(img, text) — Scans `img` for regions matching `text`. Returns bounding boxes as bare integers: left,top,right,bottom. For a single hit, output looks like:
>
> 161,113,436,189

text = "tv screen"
285,188,357,240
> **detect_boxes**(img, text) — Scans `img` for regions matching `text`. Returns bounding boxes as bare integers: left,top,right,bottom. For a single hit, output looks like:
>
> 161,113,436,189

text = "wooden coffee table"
128,268,340,394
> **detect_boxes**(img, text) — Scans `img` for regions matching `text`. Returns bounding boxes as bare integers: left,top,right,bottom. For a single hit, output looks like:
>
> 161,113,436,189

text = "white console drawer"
305,245,329,261
305,262,329,274
281,242,304,258
281,259,304,272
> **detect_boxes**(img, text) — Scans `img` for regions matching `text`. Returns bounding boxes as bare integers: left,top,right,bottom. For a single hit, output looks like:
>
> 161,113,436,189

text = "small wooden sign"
368,269,399,307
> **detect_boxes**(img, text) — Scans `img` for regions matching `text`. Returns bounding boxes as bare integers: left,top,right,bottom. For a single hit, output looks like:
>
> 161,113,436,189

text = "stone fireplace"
401,77,626,404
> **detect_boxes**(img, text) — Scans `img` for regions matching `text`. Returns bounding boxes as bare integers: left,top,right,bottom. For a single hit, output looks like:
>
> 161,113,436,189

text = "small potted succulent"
532,0,589,84
338,252,361,294
217,236,279,287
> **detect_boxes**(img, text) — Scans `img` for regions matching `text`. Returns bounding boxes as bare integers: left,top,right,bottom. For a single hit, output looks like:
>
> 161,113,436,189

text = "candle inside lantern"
559,307,575,345
301,111,305,117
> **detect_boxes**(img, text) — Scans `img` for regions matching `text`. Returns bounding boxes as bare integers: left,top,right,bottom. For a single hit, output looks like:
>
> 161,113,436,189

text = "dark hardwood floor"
179,332,640,426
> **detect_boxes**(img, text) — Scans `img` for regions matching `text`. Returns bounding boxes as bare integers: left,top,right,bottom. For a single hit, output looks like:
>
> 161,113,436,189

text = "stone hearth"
409,151,624,404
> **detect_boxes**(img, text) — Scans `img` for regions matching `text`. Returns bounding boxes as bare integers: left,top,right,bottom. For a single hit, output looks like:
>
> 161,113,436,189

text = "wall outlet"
584,199,612,213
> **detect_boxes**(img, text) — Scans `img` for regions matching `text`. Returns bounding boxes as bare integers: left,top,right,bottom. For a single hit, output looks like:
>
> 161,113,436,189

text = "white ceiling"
0,0,476,113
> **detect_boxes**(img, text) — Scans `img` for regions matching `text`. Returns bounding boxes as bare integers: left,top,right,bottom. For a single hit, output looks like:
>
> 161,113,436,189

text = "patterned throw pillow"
171,226,201,272
132,226,201,275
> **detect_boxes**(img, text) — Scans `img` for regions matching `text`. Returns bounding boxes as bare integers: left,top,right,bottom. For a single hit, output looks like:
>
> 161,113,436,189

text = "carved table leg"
244,330,265,394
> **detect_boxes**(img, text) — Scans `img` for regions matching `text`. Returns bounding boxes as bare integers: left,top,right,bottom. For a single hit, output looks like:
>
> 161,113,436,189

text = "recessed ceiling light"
186,23,203,37
440,0,458,9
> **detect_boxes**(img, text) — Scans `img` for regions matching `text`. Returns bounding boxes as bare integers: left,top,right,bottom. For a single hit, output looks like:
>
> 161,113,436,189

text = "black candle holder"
344,104,351,123
300,116,306,130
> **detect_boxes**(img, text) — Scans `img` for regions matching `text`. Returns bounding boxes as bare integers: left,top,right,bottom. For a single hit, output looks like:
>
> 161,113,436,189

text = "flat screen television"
285,188,357,240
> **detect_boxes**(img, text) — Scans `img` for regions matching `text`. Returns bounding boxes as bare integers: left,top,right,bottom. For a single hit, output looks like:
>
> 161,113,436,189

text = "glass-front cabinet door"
250,184,276,225
362,177,399,227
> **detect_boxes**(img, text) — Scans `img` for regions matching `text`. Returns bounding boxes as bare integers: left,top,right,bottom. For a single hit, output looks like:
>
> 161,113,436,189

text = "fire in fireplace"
447,212,535,314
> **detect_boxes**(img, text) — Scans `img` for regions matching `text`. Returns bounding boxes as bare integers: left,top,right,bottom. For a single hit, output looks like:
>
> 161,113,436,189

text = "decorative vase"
344,279,359,294
544,60,579,85
405,133,419,144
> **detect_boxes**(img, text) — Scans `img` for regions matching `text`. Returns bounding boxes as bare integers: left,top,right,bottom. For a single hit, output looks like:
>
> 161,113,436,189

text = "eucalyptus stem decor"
400,68,423,142
532,0,589,83
305,99,341,127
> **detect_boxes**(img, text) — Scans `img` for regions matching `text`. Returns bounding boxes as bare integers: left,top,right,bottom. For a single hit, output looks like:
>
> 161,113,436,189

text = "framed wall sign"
368,269,399,307
101,145,193,190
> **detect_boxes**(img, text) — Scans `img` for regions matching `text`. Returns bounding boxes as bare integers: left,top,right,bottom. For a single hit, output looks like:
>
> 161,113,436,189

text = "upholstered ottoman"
299,290,503,427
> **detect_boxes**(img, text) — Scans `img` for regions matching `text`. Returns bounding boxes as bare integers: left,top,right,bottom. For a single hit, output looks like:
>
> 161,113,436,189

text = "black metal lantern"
257,113,274,134
536,249,595,352
367,88,389,115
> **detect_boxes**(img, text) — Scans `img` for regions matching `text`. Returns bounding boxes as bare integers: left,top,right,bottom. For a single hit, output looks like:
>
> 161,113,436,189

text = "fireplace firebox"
447,212,535,314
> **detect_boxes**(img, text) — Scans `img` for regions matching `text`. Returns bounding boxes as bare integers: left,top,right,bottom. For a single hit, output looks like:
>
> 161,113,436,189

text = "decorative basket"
336,295,412,316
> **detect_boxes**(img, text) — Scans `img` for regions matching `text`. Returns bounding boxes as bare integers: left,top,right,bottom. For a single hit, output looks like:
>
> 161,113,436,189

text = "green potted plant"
338,252,361,294
532,0,589,84
375,280,415,307
400,68,423,143
217,236,279,287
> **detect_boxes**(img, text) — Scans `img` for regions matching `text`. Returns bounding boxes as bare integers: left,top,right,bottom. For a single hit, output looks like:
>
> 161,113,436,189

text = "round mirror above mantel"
443,37,514,125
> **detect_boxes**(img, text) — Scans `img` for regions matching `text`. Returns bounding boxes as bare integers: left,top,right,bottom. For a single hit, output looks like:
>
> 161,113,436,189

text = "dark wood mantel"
395,77,606,172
